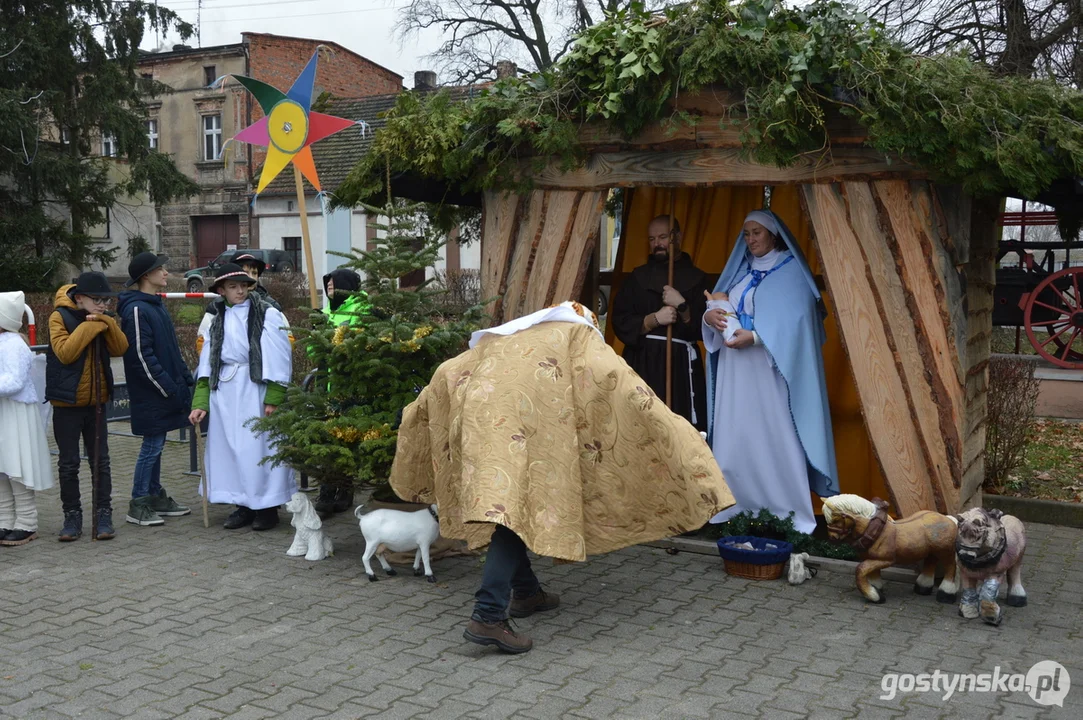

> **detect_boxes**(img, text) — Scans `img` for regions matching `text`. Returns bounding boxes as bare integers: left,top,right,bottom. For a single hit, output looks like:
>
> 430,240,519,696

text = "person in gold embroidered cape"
389,301,732,653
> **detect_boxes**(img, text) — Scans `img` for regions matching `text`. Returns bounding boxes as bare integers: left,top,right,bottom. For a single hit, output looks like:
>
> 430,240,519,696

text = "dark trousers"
472,525,541,623
53,405,112,513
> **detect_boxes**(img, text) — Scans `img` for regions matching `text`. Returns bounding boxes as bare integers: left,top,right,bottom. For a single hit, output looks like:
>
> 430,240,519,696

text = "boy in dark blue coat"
117,252,195,526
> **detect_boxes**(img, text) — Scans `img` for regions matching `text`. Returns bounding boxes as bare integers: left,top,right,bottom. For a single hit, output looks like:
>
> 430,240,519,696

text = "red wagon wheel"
1023,266,1083,369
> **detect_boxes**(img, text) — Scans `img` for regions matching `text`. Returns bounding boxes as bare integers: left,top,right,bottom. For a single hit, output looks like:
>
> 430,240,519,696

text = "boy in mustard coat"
46,272,129,541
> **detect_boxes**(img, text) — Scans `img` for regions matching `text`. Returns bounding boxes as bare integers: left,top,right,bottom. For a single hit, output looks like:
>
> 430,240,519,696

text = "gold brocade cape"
389,322,734,562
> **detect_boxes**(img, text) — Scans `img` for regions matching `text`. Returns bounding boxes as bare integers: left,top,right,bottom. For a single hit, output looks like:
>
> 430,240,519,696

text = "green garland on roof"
334,0,1083,234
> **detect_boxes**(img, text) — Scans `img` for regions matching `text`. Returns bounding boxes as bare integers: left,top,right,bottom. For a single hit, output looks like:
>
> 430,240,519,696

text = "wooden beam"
873,180,966,504
502,191,549,322
531,147,924,190
803,182,942,516
852,181,962,512
578,117,871,153
480,190,523,325
527,190,583,310
667,87,741,115
911,182,969,359
552,191,606,306
959,196,999,507
518,190,579,317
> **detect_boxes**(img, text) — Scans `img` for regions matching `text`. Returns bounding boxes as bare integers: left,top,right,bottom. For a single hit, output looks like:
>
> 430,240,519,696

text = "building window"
101,131,117,157
60,128,71,145
146,119,158,150
287,200,294,212
283,237,302,270
204,65,217,86
141,72,153,81
202,114,221,161
95,208,111,239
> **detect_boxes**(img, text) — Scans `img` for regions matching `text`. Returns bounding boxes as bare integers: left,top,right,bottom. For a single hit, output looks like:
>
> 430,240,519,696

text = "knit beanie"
0,291,25,332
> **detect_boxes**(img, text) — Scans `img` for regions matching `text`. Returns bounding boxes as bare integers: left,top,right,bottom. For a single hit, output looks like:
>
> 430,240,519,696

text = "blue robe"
705,212,839,499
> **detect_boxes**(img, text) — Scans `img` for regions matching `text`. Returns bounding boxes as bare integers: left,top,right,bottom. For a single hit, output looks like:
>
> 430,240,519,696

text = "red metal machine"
994,202,1082,369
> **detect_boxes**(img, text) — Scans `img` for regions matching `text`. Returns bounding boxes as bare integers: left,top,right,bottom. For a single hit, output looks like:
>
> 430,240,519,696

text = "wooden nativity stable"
475,89,999,519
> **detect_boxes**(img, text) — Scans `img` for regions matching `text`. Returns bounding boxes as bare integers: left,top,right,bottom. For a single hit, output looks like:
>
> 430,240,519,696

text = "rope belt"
645,334,698,425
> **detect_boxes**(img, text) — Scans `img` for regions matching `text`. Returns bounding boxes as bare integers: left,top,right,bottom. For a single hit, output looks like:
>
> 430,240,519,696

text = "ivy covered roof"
333,0,1083,236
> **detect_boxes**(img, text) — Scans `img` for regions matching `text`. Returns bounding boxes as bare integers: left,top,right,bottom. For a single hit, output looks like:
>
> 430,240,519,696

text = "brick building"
135,33,402,272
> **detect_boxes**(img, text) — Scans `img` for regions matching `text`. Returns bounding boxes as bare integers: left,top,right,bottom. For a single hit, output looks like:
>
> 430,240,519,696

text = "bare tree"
396,0,648,85
864,0,1083,84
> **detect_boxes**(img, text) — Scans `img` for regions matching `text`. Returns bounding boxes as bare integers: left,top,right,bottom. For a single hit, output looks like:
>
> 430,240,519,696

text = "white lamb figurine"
285,492,334,561
355,503,440,583
787,552,817,585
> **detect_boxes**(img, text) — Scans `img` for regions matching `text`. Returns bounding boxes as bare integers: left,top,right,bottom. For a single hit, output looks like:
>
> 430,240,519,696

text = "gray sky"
145,0,444,85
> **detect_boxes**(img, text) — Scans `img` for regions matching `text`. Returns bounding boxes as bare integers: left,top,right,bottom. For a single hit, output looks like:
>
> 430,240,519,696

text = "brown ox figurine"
954,507,1027,626
822,495,958,604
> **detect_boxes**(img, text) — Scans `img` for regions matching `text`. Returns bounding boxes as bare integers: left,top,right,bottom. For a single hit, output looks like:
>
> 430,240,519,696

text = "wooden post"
665,192,675,408
195,426,209,528
294,165,319,310
90,337,101,541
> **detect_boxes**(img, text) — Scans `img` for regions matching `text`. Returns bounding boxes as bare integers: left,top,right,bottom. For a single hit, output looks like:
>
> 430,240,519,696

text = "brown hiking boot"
509,589,560,618
463,619,533,654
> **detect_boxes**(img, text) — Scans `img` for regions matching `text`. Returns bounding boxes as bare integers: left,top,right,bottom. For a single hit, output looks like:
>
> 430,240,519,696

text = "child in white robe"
189,264,295,531
0,291,54,545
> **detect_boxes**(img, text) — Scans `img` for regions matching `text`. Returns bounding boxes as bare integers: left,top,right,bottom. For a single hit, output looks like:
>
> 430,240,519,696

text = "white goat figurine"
285,492,334,561
355,503,440,582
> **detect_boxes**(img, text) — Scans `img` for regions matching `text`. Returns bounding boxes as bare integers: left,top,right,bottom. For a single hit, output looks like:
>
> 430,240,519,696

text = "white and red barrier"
26,293,219,350
158,292,219,300
23,304,36,345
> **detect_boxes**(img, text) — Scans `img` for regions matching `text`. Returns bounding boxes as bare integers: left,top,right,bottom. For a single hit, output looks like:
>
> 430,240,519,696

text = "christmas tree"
252,198,484,494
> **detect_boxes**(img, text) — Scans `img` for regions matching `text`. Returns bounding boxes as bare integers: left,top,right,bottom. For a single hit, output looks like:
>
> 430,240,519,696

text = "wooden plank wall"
480,189,606,326
802,180,970,515
960,196,998,508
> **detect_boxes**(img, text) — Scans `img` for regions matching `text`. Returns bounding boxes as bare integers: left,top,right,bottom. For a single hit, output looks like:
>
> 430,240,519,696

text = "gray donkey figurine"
955,507,1027,626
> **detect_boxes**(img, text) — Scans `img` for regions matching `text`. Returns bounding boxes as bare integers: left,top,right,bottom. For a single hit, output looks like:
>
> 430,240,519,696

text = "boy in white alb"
189,263,295,531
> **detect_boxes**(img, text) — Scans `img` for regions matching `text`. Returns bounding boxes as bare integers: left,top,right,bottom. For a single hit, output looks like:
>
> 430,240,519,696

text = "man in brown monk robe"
610,215,709,430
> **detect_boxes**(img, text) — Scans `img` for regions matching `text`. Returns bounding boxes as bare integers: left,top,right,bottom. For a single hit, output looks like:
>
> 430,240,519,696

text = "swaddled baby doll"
703,291,739,343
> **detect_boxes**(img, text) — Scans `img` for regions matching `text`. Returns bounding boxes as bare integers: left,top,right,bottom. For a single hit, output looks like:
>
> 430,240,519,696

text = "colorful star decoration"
230,50,356,195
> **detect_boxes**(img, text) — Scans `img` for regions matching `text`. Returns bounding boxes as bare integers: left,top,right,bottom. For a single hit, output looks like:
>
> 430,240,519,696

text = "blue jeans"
131,433,166,499
472,525,541,623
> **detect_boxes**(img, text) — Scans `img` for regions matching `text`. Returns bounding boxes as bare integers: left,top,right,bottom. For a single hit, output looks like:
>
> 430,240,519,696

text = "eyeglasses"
648,234,674,243
86,296,112,304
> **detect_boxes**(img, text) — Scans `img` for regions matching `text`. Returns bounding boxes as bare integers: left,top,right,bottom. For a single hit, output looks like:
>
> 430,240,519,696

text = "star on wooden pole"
229,50,356,308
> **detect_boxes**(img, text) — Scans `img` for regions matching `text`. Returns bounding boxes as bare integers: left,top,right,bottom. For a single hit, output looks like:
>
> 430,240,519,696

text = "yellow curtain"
607,185,889,507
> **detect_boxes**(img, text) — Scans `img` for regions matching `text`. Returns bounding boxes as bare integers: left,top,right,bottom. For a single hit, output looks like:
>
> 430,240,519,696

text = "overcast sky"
144,0,445,86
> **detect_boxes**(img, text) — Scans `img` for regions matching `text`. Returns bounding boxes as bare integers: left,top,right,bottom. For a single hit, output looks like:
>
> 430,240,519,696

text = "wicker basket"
717,536,793,580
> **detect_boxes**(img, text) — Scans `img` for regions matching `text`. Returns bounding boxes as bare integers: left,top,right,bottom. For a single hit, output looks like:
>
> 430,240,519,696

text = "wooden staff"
194,422,209,528
665,192,676,409
90,336,102,540
294,165,320,310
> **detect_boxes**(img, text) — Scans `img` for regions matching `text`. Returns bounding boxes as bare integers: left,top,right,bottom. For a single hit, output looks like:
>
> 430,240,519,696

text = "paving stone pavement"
2,434,1081,719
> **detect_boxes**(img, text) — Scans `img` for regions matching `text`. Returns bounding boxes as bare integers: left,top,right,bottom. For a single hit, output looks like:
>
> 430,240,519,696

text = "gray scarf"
208,296,268,390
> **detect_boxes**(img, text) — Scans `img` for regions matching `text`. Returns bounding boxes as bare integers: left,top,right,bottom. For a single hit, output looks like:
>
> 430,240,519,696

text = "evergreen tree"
252,199,484,494
0,1,199,291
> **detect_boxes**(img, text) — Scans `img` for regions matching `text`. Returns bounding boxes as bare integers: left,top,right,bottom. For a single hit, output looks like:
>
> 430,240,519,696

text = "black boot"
251,507,279,531
59,510,82,542
332,486,354,514
313,485,336,520
96,507,116,540
223,506,255,530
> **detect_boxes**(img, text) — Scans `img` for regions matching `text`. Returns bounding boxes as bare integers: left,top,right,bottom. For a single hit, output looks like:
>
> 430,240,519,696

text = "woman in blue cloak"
702,210,839,534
